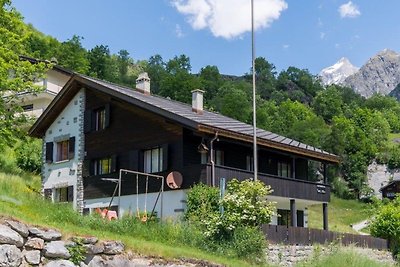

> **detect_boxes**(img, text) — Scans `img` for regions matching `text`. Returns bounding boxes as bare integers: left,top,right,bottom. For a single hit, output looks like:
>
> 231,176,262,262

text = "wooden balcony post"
292,157,296,179
323,163,327,184
323,203,328,230
290,199,297,227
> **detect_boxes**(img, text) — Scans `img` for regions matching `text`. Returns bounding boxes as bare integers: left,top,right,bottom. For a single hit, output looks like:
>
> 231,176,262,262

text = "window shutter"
84,110,92,133
83,160,90,177
67,186,74,202
105,103,111,128
111,154,117,173
129,150,139,170
162,144,169,171
45,142,53,163
44,188,52,200
68,137,75,160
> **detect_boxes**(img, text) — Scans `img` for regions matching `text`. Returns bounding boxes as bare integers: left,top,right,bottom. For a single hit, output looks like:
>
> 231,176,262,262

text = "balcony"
193,164,330,202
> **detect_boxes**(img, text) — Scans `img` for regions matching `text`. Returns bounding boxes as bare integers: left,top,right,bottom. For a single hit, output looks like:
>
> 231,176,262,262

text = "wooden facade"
82,87,331,203
380,180,400,200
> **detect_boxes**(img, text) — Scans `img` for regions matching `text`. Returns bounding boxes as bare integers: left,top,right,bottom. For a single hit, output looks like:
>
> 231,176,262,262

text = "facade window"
246,155,254,171
93,157,112,175
214,150,224,166
56,140,69,162
54,186,73,203
201,153,207,164
144,147,163,173
278,161,291,178
95,108,106,131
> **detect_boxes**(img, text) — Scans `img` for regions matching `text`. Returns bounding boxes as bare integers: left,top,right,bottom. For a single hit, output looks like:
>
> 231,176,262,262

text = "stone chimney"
191,89,204,114
136,72,151,95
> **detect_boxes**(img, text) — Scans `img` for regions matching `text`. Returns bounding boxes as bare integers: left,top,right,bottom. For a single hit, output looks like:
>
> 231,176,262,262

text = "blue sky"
12,0,400,76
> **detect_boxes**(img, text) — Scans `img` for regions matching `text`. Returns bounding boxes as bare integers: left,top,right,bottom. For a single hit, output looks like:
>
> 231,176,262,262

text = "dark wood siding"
84,89,183,199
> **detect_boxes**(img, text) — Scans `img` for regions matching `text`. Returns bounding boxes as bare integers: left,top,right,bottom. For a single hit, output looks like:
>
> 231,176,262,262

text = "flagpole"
251,0,258,181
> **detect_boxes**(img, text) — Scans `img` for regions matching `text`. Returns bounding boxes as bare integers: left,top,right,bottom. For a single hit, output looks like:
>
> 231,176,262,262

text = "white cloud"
338,1,361,18
320,32,326,40
282,44,290,49
171,0,288,39
175,24,184,38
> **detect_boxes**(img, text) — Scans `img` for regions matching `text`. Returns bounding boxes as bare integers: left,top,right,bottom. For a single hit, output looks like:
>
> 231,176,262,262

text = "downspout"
210,131,219,187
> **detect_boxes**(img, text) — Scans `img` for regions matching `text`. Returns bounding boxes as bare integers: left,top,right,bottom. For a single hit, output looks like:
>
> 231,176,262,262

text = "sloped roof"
29,74,340,163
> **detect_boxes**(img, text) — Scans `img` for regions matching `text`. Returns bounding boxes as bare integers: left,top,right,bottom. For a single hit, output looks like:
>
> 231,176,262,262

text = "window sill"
54,159,70,164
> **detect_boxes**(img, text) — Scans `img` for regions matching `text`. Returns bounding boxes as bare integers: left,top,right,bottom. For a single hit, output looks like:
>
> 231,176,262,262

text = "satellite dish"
166,171,183,189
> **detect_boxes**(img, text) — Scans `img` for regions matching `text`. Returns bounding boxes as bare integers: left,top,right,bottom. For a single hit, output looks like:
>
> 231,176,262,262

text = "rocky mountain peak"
319,57,359,86
343,49,400,97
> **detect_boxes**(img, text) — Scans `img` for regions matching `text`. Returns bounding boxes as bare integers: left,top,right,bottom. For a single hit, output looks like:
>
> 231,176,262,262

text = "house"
380,180,400,200
16,56,73,117
29,72,340,229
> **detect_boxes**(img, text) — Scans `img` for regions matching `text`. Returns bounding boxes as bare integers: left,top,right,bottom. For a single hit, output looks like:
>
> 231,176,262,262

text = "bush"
15,137,41,173
185,179,275,263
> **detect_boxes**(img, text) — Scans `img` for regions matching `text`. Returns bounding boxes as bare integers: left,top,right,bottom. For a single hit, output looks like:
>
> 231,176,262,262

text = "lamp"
198,139,209,154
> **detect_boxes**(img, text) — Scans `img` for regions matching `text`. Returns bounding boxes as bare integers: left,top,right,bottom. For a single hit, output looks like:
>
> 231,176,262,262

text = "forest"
3,0,400,200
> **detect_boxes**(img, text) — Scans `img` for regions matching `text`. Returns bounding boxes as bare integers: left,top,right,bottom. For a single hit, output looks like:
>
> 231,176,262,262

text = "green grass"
297,247,394,267
0,172,260,267
308,195,370,233
388,133,400,148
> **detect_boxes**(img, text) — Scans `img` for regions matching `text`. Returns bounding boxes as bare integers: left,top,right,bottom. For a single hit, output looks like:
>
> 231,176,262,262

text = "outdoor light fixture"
197,139,209,154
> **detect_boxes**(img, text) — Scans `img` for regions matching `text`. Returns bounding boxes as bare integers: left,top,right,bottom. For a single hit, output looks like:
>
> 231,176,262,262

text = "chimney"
136,72,151,95
191,89,204,114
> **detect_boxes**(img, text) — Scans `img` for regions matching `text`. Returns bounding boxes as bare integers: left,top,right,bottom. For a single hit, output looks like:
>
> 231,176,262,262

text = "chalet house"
17,56,72,117
29,73,339,229
380,180,400,200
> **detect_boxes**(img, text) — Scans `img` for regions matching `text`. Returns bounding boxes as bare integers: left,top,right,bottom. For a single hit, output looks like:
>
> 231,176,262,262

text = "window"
246,155,254,171
201,153,207,164
94,108,106,131
54,186,73,203
93,157,112,175
278,161,291,178
56,140,69,162
144,147,163,173
46,137,75,163
214,150,224,166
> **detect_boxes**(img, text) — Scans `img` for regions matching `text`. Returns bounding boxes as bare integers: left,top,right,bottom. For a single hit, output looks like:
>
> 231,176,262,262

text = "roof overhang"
198,124,340,164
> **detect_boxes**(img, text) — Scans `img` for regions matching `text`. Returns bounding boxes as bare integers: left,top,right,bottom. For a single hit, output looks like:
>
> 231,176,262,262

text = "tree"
312,85,344,122
199,65,223,102
88,45,110,79
146,54,167,94
56,35,89,74
252,57,277,99
0,1,48,149
211,81,252,122
159,55,201,103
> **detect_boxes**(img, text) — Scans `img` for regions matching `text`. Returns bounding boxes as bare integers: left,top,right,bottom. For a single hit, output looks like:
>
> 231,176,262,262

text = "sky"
12,0,400,76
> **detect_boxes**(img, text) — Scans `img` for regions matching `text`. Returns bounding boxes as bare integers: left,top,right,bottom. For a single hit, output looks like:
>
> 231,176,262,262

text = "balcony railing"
201,164,330,202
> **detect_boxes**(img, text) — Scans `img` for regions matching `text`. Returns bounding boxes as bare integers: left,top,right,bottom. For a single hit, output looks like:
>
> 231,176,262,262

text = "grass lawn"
388,133,400,148
307,195,370,233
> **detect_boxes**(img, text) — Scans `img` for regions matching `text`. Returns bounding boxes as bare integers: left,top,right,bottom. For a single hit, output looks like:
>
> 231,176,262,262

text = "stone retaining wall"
267,244,396,267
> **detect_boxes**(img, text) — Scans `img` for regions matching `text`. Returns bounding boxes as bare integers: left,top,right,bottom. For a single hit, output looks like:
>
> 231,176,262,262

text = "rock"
44,259,76,267
88,255,138,267
28,227,42,236
71,236,98,245
23,249,41,265
102,241,124,255
0,244,22,267
25,237,45,250
0,224,23,247
29,227,62,241
84,243,104,255
6,220,29,237
44,241,71,259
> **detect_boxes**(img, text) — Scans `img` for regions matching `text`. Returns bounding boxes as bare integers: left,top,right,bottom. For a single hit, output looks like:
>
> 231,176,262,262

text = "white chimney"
191,89,204,114
136,72,151,95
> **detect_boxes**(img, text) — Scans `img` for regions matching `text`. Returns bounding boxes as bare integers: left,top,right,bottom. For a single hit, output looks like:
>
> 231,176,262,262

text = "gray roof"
29,74,339,163
81,75,338,163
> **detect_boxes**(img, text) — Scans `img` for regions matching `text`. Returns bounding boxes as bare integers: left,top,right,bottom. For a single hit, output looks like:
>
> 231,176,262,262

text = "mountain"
343,49,400,98
319,57,359,86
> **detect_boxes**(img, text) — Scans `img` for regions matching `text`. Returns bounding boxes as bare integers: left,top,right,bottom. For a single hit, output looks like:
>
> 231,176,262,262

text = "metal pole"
251,0,258,181
118,169,122,218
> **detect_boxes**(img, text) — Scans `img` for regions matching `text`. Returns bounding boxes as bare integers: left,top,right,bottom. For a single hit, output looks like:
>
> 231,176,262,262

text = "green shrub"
15,137,41,173
67,238,86,265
